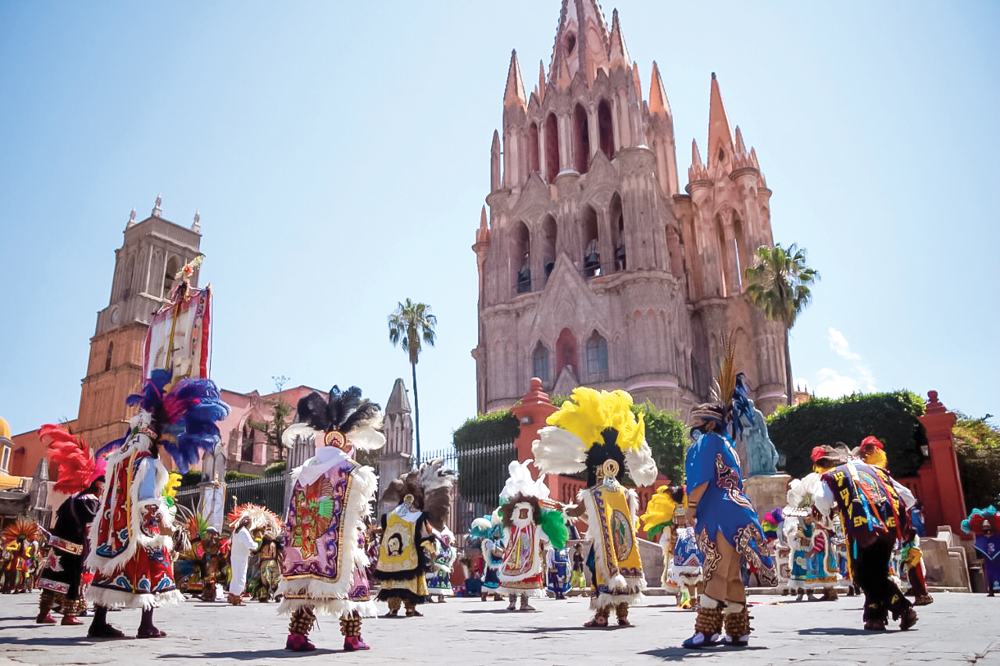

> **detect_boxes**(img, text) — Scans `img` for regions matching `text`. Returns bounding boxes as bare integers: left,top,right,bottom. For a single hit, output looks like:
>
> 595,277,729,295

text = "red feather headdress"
39,424,106,495
860,435,884,450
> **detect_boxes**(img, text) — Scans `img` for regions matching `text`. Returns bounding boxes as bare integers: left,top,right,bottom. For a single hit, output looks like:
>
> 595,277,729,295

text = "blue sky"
1,1,998,450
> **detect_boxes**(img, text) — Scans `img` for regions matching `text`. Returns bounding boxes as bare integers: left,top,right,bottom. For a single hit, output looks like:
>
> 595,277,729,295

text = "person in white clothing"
228,517,259,605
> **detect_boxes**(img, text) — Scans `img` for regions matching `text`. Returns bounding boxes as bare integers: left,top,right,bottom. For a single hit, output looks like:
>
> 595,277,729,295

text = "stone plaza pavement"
1,591,998,666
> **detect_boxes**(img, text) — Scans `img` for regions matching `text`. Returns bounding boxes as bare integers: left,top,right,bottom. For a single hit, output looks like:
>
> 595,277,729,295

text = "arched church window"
610,193,625,272
581,206,600,278
104,341,114,372
573,104,589,174
513,222,531,294
565,33,576,55
528,122,540,174
242,426,255,463
733,217,745,289
163,256,180,299
532,342,550,385
598,99,614,160
586,332,609,381
556,328,577,378
542,215,557,282
545,113,560,181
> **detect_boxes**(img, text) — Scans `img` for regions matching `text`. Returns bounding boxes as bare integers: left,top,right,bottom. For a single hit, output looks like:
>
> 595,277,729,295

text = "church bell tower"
75,197,203,450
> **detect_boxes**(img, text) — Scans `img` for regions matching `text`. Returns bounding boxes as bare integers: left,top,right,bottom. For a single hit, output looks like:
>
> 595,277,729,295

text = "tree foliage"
953,413,1000,513
388,298,437,462
632,401,687,485
766,391,927,478
247,397,294,464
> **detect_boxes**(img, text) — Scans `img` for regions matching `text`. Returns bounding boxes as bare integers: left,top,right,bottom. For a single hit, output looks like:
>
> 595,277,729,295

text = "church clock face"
110,306,120,324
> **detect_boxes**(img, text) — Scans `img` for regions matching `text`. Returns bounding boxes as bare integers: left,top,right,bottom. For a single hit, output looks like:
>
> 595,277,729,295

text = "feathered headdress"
3,518,39,544
227,503,283,540
468,516,494,544
761,507,784,539
639,485,686,541
496,460,568,549
40,424,106,495
857,436,888,469
282,385,385,452
784,472,824,517
381,459,456,530
532,387,658,488
97,369,230,474
688,335,754,441
962,506,1000,535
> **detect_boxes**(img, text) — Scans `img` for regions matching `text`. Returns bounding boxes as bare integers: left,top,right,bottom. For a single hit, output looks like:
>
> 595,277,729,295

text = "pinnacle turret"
707,72,735,172
608,9,629,68
648,61,671,119
503,49,527,111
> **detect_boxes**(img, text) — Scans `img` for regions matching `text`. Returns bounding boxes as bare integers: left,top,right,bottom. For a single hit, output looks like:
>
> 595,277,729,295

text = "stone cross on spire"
152,194,162,217
126,207,136,229
192,209,201,233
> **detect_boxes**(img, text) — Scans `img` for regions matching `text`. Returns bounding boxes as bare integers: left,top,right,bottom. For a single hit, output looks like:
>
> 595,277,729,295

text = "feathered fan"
381,459,456,531
39,424,106,495
3,518,39,545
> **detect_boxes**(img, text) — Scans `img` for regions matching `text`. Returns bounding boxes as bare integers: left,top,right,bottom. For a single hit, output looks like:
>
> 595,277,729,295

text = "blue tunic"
685,431,777,585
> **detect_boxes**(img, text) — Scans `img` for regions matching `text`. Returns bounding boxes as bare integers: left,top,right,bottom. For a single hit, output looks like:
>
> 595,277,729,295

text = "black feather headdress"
282,385,385,452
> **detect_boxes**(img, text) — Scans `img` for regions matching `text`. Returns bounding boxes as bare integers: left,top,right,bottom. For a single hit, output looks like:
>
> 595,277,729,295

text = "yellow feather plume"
639,486,679,532
163,472,182,503
546,387,645,453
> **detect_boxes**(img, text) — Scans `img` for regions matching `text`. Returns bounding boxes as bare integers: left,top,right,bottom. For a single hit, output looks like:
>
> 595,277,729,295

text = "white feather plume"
348,424,386,451
786,472,823,510
500,459,550,501
532,426,587,475
417,458,457,493
624,439,658,487
282,423,318,448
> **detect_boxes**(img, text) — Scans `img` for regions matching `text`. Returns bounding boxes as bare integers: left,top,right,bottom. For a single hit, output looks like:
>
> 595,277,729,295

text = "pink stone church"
473,0,788,418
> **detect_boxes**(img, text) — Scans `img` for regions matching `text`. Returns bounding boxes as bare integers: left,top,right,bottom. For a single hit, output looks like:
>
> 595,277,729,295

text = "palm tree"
388,299,437,463
743,243,819,406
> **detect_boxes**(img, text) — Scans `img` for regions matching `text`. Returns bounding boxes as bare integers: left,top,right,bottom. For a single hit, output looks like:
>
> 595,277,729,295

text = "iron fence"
172,475,286,520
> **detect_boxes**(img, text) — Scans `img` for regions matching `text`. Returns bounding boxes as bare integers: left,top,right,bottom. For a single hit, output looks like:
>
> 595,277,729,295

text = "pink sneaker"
344,636,371,651
285,633,316,652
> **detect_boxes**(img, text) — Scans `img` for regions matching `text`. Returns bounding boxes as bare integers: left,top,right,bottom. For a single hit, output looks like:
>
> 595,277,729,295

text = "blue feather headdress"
96,369,230,474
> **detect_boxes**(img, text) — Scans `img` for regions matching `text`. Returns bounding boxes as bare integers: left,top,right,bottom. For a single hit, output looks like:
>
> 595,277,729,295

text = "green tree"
743,243,820,406
632,401,687,485
953,413,1000,513
388,299,437,463
248,397,294,464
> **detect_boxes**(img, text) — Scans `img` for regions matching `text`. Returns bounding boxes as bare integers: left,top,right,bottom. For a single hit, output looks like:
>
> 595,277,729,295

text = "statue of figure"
742,405,779,477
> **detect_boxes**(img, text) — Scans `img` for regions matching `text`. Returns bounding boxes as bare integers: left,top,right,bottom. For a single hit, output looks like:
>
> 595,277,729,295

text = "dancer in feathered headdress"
86,258,229,640
963,506,1000,595
34,425,106,625
494,460,567,611
226,504,282,605
468,513,505,601
375,458,456,620
812,443,919,631
681,338,777,648
2,518,39,594
640,485,702,608
783,473,840,601
425,526,457,603
532,387,658,628
278,386,385,652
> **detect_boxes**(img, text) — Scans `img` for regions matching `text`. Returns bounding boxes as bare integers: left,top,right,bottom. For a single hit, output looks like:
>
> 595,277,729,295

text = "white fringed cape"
85,433,183,610
277,451,379,619
581,487,647,611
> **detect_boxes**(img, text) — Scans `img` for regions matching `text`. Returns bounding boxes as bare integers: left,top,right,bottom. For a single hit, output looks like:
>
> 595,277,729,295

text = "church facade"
473,0,788,418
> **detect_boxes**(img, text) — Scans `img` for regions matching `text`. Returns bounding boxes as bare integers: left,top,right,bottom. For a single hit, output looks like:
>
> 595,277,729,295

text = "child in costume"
469,515,505,601
962,505,1000,596
425,526,457,602
376,459,456,617
495,460,567,611
640,485,687,601
277,386,385,652
784,473,840,601
570,542,587,591
680,347,777,648
533,387,659,627
813,444,918,631
668,526,704,609
35,424,106,625
546,546,571,599
2,520,38,594
226,504,279,605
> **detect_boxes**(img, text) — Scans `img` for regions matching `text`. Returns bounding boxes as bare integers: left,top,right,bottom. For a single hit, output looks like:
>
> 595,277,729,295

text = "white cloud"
814,368,860,398
825,328,877,393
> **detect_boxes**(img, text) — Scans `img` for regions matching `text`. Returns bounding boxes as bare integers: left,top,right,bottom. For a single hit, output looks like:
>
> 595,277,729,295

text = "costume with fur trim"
375,459,456,616
277,386,384,652
532,387,657,626
426,527,457,598
469,515,503,597
783,473,840,596
963,505,1000,594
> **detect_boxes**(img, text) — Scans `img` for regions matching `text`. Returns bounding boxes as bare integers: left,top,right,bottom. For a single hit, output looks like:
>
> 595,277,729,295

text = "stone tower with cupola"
76,197,203,450
472,0,788,419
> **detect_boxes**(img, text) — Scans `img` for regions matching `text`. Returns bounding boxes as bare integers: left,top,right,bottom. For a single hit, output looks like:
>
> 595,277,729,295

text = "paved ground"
1,591,999,665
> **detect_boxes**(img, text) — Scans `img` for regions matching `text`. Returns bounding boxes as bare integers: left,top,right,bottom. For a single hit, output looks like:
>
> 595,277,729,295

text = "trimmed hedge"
225,471,261,482
766,390,927,478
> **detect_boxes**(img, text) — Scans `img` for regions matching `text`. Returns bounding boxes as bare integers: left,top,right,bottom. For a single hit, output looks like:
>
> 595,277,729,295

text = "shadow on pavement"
640,645,768,661
467,626,634,634
798,627,872,636
0,636,102,647
158,649,340,660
